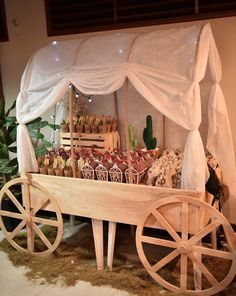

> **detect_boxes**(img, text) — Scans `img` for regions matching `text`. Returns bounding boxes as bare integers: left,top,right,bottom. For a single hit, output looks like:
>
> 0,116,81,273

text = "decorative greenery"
128,124,138,151
0,98,60,187
143,115,157,150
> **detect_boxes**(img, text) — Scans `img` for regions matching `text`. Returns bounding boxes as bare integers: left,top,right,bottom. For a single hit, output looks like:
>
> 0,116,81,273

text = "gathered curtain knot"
17,121,25,126
188,128,200,135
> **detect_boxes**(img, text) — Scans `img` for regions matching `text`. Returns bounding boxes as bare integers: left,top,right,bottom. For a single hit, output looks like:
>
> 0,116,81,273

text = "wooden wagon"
1,23,236,296
0,173,236,296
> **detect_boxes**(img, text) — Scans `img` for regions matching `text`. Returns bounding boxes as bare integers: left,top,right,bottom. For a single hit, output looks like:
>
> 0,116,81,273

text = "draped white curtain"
206,26,236,197
16,23,235,194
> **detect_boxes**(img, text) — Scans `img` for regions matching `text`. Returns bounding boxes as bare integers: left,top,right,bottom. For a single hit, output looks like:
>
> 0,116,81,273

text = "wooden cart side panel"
26,173,203,234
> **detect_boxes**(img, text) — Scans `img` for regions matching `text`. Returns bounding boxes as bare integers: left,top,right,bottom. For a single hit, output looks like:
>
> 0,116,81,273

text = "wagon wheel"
136,195,236,296
0,177,63,256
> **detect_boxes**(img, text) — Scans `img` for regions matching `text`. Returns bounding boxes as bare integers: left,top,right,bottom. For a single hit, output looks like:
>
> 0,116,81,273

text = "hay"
0,223,235,296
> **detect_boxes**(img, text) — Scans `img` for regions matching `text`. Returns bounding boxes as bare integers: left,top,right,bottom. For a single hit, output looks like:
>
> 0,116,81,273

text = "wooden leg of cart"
92,218,104,270
70,215,75,226
107,221,116,271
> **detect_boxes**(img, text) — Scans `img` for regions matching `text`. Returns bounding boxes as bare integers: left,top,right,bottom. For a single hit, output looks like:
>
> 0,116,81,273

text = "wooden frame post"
69,84,76,225
69,84,76,178
124,78,132,183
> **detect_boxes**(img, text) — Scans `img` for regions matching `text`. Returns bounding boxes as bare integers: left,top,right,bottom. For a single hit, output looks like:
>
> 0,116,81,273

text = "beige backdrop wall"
1,0,236,222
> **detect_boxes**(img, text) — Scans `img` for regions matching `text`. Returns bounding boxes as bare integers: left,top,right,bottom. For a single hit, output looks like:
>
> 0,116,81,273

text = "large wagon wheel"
0,177,63,256
136,195,236,296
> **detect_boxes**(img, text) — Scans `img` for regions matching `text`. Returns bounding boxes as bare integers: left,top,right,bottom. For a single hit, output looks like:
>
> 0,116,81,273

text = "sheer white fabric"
16,23,235,194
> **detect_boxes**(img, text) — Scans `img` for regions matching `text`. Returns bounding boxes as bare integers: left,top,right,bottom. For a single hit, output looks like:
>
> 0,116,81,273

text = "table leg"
107,221,116,271
92,218,104,270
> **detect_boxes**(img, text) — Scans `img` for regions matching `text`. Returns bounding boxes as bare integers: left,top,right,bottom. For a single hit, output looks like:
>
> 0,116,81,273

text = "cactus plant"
128,124,138,151
143,115,157,150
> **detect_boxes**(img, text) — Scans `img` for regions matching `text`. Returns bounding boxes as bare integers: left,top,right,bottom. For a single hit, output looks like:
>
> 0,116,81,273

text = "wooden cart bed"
25,172,205,234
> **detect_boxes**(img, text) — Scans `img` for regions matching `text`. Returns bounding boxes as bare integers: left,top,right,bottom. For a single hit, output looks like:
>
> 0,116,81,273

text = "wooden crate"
60,131,120,152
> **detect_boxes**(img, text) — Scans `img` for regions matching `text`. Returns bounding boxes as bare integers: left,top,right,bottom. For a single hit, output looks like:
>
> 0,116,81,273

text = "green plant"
0,99,18,184
0,99,60,187
128,124,138,151
143,115,157,150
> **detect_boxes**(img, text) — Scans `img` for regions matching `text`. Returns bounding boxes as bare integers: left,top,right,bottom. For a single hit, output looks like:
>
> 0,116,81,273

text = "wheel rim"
136,195,236,296
0,178,63,256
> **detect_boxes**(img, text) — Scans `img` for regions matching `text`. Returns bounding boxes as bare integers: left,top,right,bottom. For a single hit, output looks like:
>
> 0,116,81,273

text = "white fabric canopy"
16,23,235,193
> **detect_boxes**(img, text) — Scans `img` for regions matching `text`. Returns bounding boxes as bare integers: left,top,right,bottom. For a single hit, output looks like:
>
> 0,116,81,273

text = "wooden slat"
61,132,106,140
60,132,119,151
61,139,105,148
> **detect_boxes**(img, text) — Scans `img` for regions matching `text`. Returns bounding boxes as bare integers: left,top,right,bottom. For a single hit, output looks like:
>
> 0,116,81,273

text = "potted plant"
0,97,60,229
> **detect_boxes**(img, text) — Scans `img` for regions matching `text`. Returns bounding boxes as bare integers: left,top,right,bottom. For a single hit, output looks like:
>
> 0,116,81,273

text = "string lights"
51,103,58,146
50,85,94,146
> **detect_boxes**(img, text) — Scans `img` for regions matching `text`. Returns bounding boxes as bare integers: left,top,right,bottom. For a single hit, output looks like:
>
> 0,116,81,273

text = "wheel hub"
177,241,190,254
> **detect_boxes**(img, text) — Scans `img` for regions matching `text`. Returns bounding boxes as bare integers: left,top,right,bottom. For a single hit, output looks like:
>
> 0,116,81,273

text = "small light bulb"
88,98,92,102
51,115,55,118
76,93,79,98
56,102,60,105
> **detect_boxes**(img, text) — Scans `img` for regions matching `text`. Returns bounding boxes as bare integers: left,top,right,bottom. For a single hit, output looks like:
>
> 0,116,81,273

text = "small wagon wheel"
136,195,236,296
0,177,63,256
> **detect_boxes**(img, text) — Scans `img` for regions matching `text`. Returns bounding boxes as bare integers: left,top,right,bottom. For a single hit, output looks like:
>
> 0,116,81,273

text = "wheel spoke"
188,220,220,246
151,249,179,272
192,246,233,260
188,253,219,287
180,254,188,290
5,189,25,214
27,222,35,253
32,223,53,249
152,209,181,242
8,219,27,240
30,198,50,216
141,235,177,248
32,216,58,227
22,183,31,212
182,202,189,241
0,210,25,220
